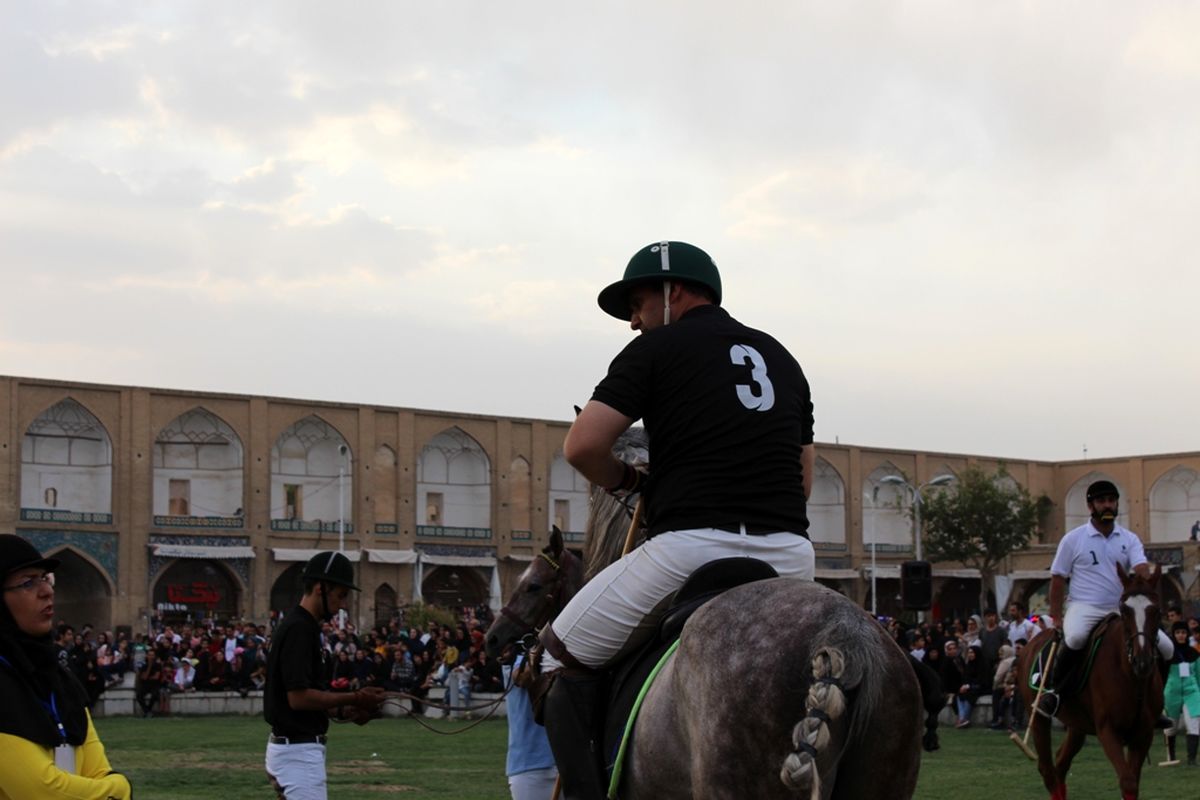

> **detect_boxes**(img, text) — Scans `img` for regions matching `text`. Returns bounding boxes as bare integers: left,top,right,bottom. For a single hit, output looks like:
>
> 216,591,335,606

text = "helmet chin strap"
660,241,672,326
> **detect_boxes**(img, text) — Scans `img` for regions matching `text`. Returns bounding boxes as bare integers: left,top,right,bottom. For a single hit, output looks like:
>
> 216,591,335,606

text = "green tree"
920,466,1041,614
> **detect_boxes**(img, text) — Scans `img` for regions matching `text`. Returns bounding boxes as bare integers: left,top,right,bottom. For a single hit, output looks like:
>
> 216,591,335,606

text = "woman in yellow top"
0,535,131,800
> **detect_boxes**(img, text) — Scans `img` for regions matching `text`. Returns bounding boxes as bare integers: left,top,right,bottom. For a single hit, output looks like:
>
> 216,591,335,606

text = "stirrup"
1035,691,1059,719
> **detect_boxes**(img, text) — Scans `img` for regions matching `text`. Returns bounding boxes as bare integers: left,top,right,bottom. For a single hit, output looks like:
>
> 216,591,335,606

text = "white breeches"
265,741,327,800
1063,601,1173,660
546,527,815,670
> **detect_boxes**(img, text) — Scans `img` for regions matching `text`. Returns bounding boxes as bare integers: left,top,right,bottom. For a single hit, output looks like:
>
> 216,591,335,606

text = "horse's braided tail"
780,646,848,799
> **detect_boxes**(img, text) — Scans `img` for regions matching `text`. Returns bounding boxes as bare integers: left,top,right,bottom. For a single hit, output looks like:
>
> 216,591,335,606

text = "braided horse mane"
581,427,648,581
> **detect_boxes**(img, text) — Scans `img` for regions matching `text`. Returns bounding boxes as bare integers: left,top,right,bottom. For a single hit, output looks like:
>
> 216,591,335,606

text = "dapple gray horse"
487,446,922,799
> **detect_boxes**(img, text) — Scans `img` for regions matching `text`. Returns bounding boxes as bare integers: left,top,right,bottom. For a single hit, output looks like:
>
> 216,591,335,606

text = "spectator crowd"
52,602,507,719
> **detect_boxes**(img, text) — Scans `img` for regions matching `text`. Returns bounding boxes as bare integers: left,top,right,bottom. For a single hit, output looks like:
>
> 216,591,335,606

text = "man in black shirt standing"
264,551,386,799
539,241,816,799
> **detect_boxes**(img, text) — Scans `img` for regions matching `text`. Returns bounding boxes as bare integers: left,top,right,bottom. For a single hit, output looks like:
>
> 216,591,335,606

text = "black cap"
1086,480,1119,501
300,551,360,591
0,534,59,578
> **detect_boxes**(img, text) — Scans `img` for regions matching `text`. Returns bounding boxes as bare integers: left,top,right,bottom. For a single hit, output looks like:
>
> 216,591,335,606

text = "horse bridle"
498,550,574,639
1120,593,1158,680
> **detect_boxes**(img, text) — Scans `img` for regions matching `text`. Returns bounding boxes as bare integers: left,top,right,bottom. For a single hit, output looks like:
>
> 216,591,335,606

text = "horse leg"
1094,725,1138,799
1053,726,1086,789
1030,714,1063,798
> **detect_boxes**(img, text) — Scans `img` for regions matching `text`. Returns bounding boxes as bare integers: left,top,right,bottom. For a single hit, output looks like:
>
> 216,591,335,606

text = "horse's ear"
1116,562,1129,586
549,526,564,556
1152,561,1162,583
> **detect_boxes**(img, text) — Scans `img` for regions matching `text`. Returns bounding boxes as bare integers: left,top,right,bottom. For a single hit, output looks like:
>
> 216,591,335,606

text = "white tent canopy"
150,543,255,559
271,548,362,562
365,549,418,564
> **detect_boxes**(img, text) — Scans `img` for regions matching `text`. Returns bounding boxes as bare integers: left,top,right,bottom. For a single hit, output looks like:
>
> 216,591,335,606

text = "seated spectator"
174,658,197,692
386,648,416,693
954,645,985,728
988,644,1017,731
351,648,374,690
470,650,503,694
200,649,229,691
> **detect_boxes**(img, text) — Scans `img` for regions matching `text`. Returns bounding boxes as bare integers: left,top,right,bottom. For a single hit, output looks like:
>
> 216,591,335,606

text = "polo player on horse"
538,241,817,799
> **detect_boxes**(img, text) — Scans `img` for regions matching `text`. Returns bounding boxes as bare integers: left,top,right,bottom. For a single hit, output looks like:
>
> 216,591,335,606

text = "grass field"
93,715,1197,799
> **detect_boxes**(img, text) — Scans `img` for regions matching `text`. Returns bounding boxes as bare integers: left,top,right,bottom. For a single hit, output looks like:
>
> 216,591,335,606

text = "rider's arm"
287,687,383,715
801,444,814,500
1048,575,1067,630
564,401,636,490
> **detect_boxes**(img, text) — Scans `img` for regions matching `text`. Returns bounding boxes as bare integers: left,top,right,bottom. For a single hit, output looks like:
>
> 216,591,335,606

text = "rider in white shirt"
1040,480,1173,718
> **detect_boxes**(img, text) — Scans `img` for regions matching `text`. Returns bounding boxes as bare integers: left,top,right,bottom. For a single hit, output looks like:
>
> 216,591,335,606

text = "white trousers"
508,766,558,800
265,741,327,800
548,527,815,669
1063,601,1173,660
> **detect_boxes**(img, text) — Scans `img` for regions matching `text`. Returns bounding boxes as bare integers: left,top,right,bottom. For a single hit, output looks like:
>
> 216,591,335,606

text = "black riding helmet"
301,551,360,591
1086,480,1119,501
597,241,722,321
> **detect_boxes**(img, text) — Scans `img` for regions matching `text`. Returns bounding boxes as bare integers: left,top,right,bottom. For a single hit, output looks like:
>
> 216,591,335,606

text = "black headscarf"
0,535,89,747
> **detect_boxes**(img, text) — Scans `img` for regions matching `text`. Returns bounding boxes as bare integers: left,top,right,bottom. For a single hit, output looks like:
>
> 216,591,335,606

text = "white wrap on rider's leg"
548,527,815,669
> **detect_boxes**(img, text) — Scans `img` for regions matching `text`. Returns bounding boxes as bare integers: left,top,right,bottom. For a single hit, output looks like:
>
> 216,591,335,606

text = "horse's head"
485,526,584,660
1117,562,1162,680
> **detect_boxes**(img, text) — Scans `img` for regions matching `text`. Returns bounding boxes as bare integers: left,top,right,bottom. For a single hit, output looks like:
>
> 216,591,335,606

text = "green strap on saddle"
1025,628,1107,691
606,639,680,800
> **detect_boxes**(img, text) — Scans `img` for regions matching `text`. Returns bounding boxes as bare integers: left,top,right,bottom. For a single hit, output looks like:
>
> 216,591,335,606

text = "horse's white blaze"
1124,595,1154,643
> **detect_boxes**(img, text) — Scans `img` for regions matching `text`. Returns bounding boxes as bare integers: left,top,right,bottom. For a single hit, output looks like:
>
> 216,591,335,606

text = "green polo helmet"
301,551,360,591
597,241,722,320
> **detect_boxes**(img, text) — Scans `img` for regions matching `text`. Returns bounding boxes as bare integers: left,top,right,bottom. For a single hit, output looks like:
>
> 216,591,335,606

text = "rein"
332,686,516,736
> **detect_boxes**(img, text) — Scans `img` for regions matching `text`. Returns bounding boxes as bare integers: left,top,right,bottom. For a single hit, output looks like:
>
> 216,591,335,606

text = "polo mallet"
550,495,645,800
1011,639,1058,760
1158,731,1181,767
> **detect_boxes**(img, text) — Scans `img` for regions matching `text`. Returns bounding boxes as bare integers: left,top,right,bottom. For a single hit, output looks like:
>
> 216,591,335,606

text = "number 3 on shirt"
730,344,775,411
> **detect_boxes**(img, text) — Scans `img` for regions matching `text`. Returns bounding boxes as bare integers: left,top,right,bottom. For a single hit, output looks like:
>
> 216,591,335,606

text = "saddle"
599,558,779,786
1027,613,1118,695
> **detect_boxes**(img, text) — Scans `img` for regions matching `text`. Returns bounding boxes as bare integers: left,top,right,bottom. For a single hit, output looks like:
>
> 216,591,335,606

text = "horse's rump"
623,579,922,799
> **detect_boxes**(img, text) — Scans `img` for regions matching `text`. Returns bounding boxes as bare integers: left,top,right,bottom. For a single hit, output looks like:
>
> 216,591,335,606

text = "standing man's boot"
1187,734,1199,767
543,672,606,800
1165,734,1177,765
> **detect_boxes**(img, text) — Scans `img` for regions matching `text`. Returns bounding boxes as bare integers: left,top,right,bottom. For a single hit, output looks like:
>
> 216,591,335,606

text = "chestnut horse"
487,497,923,798
1016,564,1165,800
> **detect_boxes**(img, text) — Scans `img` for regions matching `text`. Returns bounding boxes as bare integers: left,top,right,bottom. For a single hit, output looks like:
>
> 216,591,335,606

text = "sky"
2,1,1198,462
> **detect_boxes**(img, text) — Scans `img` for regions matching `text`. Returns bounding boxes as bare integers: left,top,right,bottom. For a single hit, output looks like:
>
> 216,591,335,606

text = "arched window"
153,408,244,523
21,399,113,521
1149,466,1200,542
417,428,491,537
862,463,911,550
808,458,846,546
270,417,352,532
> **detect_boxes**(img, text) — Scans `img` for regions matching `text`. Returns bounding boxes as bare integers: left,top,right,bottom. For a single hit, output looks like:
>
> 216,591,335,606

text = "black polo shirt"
264,604,330,737
592,304,813,538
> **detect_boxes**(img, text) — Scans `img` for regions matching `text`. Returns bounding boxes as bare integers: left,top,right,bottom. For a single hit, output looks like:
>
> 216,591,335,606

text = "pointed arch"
152,407,244,520
374,582,398,627
44,547,114,628
270,416,352,528
862,463,911,549
1064,471,1127,533
808,457,846,546
1149,466,1200,542
417,428,491,531
151,559,241,622
270,563,306,614
21,398,113,518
